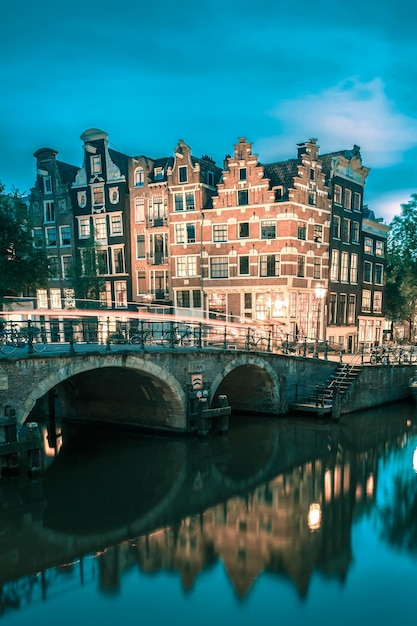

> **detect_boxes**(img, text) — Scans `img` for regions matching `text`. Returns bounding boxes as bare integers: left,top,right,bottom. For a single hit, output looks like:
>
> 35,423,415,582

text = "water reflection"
1,403,417,619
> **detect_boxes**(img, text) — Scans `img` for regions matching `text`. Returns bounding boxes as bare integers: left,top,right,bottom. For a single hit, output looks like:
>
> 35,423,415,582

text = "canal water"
1,402,417,625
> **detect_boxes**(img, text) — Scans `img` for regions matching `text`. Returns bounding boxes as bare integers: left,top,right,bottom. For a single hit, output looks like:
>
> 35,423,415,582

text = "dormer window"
134,168,144,187
207,171,214,186
154,167,164,181
91,155,102,174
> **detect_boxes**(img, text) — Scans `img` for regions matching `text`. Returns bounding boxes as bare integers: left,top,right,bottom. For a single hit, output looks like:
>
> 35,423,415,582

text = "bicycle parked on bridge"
370,346,389,365
0,323,46,355
160,325,200,347
128,327,156,346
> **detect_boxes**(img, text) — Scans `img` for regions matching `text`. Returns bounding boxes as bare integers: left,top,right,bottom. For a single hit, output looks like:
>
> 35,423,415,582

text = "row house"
30,147,78,318
72,128,131,309
29,130,387,351
171,137,331,342
129,153,172,311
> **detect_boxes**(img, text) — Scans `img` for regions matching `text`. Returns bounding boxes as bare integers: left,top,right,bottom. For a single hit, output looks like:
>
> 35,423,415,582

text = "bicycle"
129,328,155,346
370,347,389,365
0,324,46,355
160,325,199,347
245,330,270,352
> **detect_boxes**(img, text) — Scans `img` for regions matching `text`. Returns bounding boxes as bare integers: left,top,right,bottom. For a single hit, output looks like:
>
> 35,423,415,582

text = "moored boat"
409,375,417,403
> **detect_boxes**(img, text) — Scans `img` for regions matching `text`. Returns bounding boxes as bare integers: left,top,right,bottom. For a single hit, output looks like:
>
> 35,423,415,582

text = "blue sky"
1,0,417,223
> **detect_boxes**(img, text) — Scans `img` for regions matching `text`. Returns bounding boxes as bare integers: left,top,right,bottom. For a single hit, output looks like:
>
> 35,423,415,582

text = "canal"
1,401,416,625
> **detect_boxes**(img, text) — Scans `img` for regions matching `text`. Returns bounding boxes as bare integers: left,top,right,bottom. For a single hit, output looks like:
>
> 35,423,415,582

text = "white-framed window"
297,221,307,240
353,192,361,211
332,215,341,238
50,288,62,309
350,253,358,283
137,270,146,295
348,294,356,324
154,167,164,180
43,176,52,194
352,221,360,243
344,188,352,210
96,248,109,275
94,216,107,242
364,237,373,254
185,192,195,211
314,224,323,243
297,255,305,277
375,263,384,285
239,167,247,181
44,200,55,222
313,257,321,279
338,293,347,325
78,217,90,238
59,225,71,246
239,255,250,275
261,220,276,239
45,227,57,247
239,222,249,238
260,254,280,277
177,256,198,277
92,185,104,206
115,280,127,308
375,241,384,257
91,155,102,174
362,289,371,312
112,247,126,274
61,255,72,278
33,227,43,248
237,189,248,206
48,255,59,278
330,249,339,281
329,293,337,324
342,218,351,243
341,252,349,282
175,223,196,244
334,184,342,204
136,234,145,259
213,224,228,242
37,289,48,309
149,196,166,222
134,168,144,187
210,256,229,279
134,197,145,222
110,214,123,236
174,192,195,211
373,291,382,313
363,261,372,283
179,166,188,183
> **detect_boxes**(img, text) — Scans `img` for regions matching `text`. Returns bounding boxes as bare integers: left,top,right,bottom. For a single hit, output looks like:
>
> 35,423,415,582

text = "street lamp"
314,286,326,358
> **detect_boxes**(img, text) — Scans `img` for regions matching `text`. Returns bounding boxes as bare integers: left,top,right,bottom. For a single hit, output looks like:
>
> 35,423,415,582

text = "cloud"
256,78,417,167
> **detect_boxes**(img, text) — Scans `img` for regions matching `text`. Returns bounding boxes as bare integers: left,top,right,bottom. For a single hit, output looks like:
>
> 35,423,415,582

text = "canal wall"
340,364,415,414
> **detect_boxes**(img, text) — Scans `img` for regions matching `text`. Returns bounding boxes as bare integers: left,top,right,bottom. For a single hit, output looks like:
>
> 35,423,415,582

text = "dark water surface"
1,402,417,625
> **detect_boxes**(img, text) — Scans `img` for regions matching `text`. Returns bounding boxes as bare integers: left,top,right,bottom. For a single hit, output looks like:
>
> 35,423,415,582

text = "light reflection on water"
1,402,417,625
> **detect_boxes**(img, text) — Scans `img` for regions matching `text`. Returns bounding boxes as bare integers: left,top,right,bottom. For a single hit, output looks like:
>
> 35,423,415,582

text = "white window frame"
110,213,123,236
78,217,90,239
59,225,71,246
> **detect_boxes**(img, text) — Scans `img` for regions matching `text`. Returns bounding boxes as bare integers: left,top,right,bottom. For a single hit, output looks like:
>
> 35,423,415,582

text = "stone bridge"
0,345,337,433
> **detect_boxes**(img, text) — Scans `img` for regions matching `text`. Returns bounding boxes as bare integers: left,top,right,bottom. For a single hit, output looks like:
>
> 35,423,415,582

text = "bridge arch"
20,354,187,430
210,354,281,415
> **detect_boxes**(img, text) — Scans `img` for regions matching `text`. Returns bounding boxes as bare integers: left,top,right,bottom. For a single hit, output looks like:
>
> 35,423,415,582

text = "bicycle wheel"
0,338,17,354
31,333,46,352
256,338,269,351
129,334,142,345
160,331,172,347
181,332,198,347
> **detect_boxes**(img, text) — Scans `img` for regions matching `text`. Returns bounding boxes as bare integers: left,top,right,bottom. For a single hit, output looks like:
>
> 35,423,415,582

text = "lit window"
50,288,62,309
330,250,339,281
341,252,349,282
373,291,382,313
37,289,48,309
92,186,104,206
375,241,384,256
94,216,107,241
213,224,227,242
115,281,127,308
334,185,342,204
364,237,373,254
350,254,358,283
362,289,371,311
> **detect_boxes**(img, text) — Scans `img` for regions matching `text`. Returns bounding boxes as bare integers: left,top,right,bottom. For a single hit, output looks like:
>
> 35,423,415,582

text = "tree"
385,194,417,340
68,233,105,309
0,183,49,306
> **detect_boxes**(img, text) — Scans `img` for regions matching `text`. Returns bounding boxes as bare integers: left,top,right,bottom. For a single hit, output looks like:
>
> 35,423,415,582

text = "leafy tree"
68,233,105,309
386,194,417,340
0,183,49,307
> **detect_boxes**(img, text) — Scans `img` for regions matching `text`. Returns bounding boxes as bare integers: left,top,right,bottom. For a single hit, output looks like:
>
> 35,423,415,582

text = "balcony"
146,254,168,266
147,217,167,228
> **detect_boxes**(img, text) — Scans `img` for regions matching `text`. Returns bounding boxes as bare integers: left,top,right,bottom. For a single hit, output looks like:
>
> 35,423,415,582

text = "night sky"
1,0,416,223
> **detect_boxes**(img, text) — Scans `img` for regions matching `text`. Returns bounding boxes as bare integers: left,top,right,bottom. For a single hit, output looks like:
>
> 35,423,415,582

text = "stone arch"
210,354,281,414
18,354,186,430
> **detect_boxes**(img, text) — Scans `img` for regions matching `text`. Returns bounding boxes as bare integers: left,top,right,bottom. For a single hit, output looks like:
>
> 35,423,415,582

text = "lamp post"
314,286,326,358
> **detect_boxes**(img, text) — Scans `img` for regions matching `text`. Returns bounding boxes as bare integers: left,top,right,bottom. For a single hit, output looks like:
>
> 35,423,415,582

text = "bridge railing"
0,312,343,360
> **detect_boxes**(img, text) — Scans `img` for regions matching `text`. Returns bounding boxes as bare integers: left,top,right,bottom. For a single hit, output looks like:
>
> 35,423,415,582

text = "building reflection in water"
0,404,416,615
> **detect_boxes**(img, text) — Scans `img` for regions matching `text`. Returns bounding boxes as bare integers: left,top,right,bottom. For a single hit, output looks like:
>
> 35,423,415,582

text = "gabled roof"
109,148,131,175
263,158,301,190
56,160,78,185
